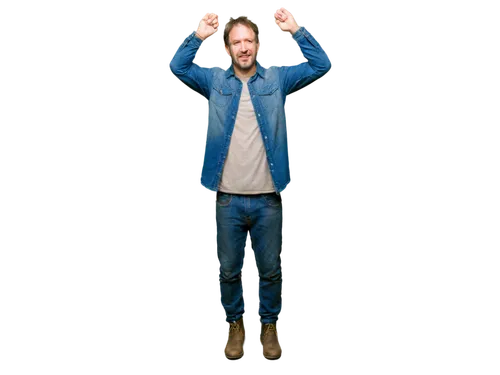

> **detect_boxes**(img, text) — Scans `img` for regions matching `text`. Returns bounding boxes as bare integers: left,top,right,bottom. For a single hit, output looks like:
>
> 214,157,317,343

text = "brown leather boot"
260,323,282,360
224,317,245,360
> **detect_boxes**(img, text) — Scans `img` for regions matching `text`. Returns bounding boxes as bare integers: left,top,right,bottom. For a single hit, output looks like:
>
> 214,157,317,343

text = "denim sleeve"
169,31,213,100
278,27,332,95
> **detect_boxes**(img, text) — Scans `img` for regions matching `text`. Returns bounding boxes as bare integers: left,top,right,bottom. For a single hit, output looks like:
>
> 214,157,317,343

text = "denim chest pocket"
211,86,232,107
256,83,279,110
256,83,279,96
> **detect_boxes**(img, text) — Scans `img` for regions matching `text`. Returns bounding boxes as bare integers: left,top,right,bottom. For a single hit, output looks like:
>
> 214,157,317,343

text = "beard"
229,49,257,72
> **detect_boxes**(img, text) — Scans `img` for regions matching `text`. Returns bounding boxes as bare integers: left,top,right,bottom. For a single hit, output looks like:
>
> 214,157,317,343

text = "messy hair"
223,16,259,46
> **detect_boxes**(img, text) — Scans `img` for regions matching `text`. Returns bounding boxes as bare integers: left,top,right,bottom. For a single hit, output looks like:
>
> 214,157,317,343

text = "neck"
234,63,257,79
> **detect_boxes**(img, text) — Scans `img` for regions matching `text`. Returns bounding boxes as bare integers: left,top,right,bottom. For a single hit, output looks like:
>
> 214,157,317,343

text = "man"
170,8,330,360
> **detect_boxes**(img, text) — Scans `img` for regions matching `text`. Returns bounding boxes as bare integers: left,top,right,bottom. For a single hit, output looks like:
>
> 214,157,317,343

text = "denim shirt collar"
224,61,265,80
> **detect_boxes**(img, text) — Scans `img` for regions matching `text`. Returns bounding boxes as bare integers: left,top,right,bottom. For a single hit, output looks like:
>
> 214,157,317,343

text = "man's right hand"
196,13,219,41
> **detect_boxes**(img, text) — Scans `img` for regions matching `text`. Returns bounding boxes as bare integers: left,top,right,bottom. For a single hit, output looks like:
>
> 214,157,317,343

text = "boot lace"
229,321,241,334
263,324,277,335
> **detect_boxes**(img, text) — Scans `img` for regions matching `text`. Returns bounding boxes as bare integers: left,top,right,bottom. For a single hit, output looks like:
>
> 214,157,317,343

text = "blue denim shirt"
170,26,331,193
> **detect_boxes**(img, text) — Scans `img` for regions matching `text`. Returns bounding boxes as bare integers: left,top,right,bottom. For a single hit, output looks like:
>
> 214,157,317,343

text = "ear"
222,43,231,57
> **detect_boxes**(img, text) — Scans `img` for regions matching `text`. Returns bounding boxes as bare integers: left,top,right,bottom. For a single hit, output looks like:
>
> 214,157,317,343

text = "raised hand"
274,8,300,34
196,13,219,40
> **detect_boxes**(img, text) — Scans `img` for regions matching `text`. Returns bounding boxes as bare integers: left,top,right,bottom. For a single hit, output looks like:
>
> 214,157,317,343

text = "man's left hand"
274,8,300,34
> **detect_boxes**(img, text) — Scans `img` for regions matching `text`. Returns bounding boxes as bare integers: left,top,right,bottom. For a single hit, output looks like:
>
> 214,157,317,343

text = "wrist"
195,32,205,41
289,25,300,35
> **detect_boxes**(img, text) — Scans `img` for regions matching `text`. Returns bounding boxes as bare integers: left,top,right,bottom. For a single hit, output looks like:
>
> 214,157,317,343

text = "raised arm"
169,13,220,99
274,8,331,95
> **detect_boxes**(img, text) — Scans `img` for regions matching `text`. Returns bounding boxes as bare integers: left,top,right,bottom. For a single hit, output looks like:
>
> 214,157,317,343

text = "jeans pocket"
216,192,233,207
262,193,282,207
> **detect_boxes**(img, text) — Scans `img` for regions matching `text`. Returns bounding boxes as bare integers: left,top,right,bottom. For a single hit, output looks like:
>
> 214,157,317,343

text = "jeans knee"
219,269,242,283
259,267,282,283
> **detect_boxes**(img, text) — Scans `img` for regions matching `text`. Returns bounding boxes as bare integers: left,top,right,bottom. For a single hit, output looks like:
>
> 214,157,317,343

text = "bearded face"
225,24,260,73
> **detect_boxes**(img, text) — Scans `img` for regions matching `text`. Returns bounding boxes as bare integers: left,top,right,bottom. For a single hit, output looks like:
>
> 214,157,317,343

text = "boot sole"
222,350,247,361
257,337,285,362
260,354,283,362
260,353,283,362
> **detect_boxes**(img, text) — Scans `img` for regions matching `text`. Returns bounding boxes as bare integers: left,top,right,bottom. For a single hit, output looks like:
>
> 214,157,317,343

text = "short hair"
223,16,259,47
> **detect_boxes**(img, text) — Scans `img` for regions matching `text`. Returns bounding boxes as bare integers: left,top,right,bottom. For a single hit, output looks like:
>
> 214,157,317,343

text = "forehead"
228,24,257,43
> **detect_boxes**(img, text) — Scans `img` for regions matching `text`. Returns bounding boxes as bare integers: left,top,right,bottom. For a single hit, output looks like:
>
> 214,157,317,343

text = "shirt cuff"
181,31,203,48
292,26,306,41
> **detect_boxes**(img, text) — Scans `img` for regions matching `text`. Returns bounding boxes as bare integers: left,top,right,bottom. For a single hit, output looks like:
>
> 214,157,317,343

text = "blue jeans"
216,191,283,324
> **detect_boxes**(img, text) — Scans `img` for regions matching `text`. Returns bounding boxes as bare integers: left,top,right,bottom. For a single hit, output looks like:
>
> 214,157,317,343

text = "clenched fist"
196,13,219,40
274,8,300,34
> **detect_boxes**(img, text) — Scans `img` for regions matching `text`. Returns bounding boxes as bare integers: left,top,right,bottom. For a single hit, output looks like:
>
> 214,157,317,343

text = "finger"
281,8,292,16
285,9,295,18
